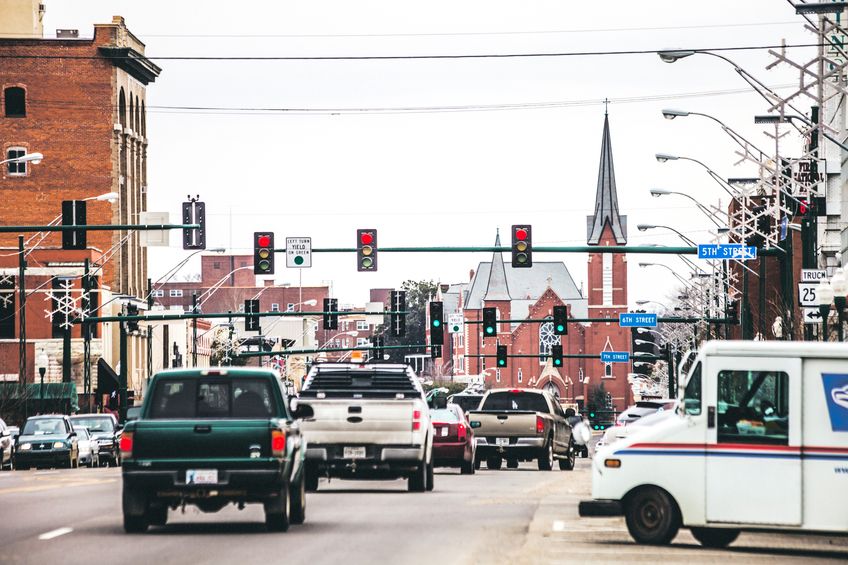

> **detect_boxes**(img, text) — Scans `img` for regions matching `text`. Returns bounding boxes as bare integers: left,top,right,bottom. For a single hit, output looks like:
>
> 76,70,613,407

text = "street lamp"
655,153,738,198
83,191,120,203
637,224,697,246
0,151,43,166
794,2,848,14
754,114,848,153
818,280,834,341
635,299,670,311
638,262,696,289
662,109,769,159
657,50,695,63
650,189,726,228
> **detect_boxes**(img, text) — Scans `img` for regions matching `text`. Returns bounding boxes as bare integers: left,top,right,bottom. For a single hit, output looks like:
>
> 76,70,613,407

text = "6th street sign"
286,237,311,268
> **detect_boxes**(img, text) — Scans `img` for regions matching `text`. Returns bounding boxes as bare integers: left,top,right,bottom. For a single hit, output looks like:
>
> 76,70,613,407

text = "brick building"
436,114,633,411
0,5,160,410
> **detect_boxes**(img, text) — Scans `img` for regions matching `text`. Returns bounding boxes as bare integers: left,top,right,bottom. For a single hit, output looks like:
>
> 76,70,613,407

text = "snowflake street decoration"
0,274,14,309
44,279,85,330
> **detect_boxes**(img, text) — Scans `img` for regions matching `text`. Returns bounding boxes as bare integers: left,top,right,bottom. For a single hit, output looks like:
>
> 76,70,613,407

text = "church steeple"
587,113,627,245
483,231,511,301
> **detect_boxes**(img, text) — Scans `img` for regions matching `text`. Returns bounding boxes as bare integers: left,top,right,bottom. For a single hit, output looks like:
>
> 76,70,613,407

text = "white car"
75,427,100,468
601,401,677,446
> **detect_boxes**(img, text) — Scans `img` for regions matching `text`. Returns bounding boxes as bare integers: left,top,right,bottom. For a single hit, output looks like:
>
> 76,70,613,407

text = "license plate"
440,427,449,437
186,469,218,485
343,446,367,459
496,437,509,446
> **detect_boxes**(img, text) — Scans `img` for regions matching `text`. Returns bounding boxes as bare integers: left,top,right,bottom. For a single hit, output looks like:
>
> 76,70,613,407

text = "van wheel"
624,487,680,545
486,456,502,470
425,459,434,492
690,527,740,548
408,460,427,492
290,472,306,525
265,483,290,532
537,441,553,471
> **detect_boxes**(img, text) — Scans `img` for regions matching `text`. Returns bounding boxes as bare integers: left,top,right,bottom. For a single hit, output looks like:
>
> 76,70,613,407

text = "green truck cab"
120,367,313,533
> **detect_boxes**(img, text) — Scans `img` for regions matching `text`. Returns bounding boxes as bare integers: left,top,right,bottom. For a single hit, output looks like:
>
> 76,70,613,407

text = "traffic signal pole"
119,312,128,423
18,236,26,384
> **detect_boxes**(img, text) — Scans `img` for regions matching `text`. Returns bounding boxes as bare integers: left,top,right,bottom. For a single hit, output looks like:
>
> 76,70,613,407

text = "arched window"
118,88,126,127
495,369,501,383
604,363,612,378
128,96,134,131
4,87,26,117
539,320,558,365
517,368,523,383
134,95,140,131
141,101,146,136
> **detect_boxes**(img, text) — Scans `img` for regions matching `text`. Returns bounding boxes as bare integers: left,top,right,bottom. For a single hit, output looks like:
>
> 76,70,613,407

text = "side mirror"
293,404,314,420
564,408,576,418
469,420,481,429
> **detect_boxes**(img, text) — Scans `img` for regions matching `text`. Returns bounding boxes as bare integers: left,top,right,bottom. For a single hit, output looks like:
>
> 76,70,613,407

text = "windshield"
683,362,702,415
430,408,461,423
76,428,90,439
22,418,66,435
148,378,278,419
70,416,114,433
482,392,548,412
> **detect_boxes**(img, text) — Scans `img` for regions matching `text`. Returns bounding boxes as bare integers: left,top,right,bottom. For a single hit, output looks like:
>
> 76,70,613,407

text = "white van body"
579,341,848,547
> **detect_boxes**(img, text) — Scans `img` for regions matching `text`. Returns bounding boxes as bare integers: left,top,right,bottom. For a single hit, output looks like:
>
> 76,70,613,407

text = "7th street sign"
286,237,311,268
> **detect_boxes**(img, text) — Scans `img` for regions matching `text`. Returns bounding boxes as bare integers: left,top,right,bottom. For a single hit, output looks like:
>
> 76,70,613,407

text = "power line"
0,42,825,61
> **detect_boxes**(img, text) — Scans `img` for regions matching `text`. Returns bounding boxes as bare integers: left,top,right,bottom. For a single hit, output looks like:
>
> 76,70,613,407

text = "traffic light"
182,197,206,250
551,344,563,368
511,225,532,268
727,300,739,324
429,301,444,345
372,336,385,361
631,324,656,377
553,305,567,335
430,344,442,360
357,229,378,272
61,200,86,250
497,344,508,368
389,290,406,337
254,232,275,275
482,307,497,338
245,299,260,332
323,298,338,330
126,303,139,333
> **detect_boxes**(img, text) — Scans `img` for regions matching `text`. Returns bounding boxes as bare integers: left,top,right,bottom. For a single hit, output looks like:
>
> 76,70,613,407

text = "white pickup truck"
297,363,434,492
580,341,848,547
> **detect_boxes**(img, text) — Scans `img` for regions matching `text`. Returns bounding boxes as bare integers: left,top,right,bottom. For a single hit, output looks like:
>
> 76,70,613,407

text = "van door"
705,356,801,525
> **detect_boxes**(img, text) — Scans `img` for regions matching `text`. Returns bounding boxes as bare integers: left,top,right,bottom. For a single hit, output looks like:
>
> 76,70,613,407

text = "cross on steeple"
603,97,609,116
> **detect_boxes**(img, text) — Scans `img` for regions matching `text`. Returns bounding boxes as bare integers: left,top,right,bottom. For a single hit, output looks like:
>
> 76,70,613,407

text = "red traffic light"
257,235,271,247
360,232,374,245
515,228,528,241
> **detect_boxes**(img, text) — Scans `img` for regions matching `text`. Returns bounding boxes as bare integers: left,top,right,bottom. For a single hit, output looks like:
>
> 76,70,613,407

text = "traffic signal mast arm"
236,343,427,358
274,245,782,256
75,309,407,324
0,223,200,233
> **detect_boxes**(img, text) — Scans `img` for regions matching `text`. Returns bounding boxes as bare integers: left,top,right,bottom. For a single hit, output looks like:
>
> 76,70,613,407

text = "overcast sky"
44,1,813,308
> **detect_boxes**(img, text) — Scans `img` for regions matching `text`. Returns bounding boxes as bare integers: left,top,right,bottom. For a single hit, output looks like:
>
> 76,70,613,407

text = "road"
0,457,846,565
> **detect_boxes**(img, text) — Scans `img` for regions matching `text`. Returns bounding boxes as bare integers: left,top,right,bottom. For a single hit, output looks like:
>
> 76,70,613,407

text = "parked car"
430,405,475,474
600,400,676,447
70,414,120,467
75,427,100,468
14,415,79,470
0,419,13,470
469,388,575,471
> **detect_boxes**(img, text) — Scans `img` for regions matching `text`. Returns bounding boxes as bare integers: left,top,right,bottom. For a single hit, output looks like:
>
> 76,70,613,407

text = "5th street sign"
698,244,757,260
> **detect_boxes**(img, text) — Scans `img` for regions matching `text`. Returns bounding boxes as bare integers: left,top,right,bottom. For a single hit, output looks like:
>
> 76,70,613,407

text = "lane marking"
0,478,116,496
38,527,73,540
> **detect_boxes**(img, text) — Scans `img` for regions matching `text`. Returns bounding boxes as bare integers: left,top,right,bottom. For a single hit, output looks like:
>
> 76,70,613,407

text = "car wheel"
122,487,150,533
147,505,168,527
537,440,553,471
506,459,519,469
624,487,681,545
290,472,306,525
559,443,576,471
460,457,474,475
690,527,740,548
486,456,502,470
474,457,481,470
408,460,427,492
265,482,291,532
425,458,434,492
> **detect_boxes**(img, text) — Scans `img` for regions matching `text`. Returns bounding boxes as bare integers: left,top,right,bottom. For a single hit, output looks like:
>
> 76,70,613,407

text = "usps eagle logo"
833,384,848,410
822,374,848,432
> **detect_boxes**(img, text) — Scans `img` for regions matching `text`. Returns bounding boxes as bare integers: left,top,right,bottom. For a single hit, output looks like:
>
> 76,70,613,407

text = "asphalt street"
0,457,846,565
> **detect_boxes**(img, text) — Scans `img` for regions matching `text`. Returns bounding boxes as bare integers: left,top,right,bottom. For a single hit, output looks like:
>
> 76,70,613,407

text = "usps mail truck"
579,341,848,547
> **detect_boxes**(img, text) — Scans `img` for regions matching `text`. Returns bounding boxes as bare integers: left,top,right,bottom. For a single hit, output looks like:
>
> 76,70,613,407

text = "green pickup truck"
120,367,313,533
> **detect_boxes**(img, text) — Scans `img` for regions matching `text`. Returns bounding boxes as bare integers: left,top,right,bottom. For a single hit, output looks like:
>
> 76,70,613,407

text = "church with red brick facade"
436,114,632,411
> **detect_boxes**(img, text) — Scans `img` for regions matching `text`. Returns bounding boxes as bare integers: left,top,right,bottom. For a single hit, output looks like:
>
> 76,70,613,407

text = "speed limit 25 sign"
798,283,819,307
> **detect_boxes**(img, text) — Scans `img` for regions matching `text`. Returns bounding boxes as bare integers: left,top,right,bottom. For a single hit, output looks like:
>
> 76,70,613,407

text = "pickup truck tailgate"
300,399,417,444
469,411,539,438
132,419,272,460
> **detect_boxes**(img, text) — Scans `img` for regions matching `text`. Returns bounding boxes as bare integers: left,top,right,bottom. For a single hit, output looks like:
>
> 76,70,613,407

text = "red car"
430,405,476,474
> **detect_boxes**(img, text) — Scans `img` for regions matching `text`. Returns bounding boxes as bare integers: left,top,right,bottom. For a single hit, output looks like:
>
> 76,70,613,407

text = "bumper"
476,436,546,459
306,444,424,477
14,449,71,467
433,443,467,464
578,499,623,517
123,462,286,499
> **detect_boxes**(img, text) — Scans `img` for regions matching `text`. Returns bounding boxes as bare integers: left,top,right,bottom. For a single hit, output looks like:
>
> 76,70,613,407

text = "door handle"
707,407,715,429
194,425,212,433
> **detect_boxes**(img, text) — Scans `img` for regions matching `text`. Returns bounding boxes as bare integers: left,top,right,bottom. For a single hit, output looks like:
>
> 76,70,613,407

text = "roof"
700,340,848,358
483,232,510,301
587,114,627,245
464,261,587,319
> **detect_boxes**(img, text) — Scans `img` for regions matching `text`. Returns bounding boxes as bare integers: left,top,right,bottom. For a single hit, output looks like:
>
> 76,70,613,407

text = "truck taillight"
119,432,133,459
412,409,422,431
536,416,545,435
457,423,467,441
271,429,286,457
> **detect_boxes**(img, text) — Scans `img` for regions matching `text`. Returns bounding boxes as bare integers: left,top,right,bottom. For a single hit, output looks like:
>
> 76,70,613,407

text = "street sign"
600,351,630,363
285,237,311,268
619,312,657,328
139,211,169,247
801,269,827,283
698,244,757,260
798,283,820,307
803,307,824,324
448,313,463,334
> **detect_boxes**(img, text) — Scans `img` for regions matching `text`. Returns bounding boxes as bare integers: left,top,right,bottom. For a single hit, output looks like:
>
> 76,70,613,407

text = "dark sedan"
430,405,475,475
70,414,121,466
14,415,79,470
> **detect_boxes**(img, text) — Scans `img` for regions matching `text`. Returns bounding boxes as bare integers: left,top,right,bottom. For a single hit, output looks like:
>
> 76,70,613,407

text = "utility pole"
82,259,92,410
192,291,198,367
119,310,128,423
18,236,26,384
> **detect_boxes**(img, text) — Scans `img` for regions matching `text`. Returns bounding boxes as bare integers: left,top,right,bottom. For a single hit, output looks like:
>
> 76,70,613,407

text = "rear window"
148,379,279,419
430,408,461,423
450,395,483,412
301,368,420,397
482,392,549,412
70,416,114,433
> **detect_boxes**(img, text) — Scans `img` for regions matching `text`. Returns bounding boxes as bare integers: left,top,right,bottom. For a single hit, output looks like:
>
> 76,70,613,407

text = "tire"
474,457,481,470
122,487,149,534
559,443,576,471
460,458,474,475
408,460,427,492
506,459,519,469
690,527,740,548
537,440,553,471
624,487,681,545
290,472,307,525
147,505,168,527
486,456,502,471
265,483,291,532
425,459,434,492
305,465,319,492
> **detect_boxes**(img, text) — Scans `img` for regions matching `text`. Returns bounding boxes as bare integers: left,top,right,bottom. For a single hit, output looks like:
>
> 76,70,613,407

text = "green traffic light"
554,360,561,366
361,257,373,268
433,320,441,327
498,360,505,366
589,412,595,418
485,327,494,334
556,324,564,332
